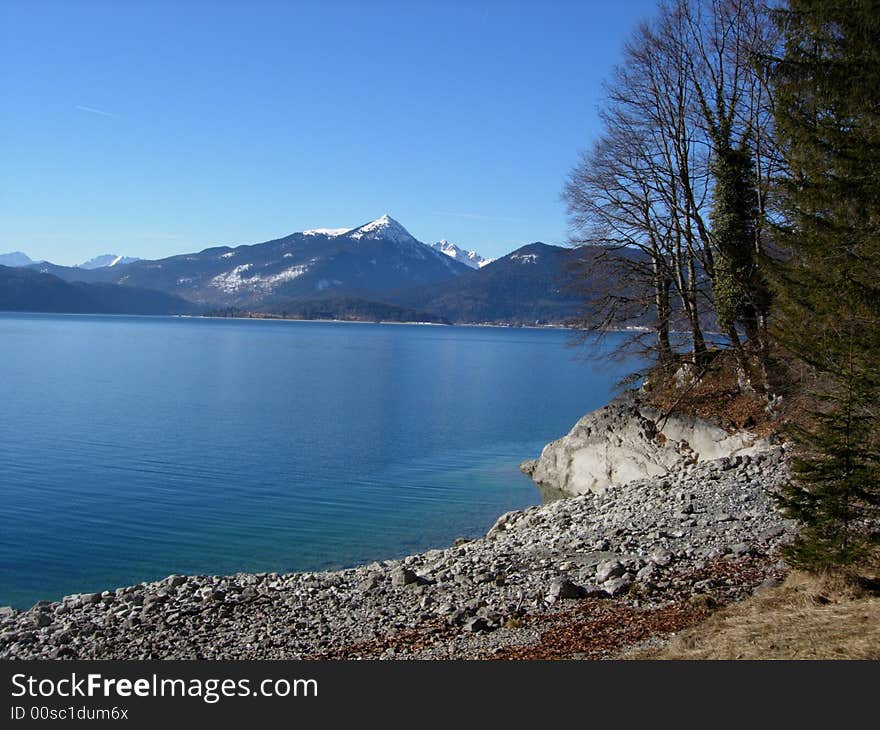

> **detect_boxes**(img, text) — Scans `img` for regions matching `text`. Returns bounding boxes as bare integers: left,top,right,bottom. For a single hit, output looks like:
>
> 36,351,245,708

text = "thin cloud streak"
432,210,521,222
75,104,116,117
135,232,182,241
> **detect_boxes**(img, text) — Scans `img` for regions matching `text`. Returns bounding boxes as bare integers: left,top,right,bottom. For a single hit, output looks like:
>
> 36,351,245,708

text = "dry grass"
642,347,822,438
644,351,777,434
490,601,711,660
627,570,880,660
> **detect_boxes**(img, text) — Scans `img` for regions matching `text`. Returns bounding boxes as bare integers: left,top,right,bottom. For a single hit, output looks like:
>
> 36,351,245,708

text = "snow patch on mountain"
210,263,312,294
303,227,351,237
510,253,539,264
262,265,310,288
210,264,253,293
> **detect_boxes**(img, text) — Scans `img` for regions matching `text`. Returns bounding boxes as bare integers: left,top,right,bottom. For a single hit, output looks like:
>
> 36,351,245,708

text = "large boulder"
520,391,768,496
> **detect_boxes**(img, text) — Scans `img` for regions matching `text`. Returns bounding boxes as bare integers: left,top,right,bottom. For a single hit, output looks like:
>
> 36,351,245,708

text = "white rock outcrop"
521,391,770,496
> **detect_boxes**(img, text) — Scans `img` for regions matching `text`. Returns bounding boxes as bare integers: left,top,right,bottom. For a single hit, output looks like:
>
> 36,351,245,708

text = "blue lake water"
0,313,633,608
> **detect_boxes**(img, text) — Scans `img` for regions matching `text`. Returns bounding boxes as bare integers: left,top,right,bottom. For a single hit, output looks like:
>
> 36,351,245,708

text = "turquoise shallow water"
0,314,632,608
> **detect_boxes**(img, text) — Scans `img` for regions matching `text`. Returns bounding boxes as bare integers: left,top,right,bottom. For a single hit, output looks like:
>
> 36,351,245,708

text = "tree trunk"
653,258,674,367
726,324,755,395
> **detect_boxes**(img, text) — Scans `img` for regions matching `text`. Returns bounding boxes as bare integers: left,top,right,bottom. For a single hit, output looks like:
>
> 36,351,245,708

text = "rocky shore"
0,396,796,660
521,390,771,496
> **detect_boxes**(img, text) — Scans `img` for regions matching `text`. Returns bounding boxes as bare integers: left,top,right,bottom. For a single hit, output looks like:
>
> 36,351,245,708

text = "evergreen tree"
771,0,880,568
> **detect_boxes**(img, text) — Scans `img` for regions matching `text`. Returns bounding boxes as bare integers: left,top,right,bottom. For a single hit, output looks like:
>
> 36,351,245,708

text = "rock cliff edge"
521,391,770,496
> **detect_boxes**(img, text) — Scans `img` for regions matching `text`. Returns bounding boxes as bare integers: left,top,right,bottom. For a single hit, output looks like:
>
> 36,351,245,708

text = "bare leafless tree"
564,0,780,389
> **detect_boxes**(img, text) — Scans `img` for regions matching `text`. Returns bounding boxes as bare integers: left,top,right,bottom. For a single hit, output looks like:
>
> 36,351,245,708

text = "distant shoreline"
0,310,680,336
0,309,658,333
189,312,582,330
190,313,656,333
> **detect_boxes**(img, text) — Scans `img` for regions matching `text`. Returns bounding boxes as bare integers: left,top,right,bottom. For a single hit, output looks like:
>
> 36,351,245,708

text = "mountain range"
0,251,36,267
0,215,619,324
0,251,141,270
386,243,586,325
0,266,197,315
79,254,141,270
430,240,493,269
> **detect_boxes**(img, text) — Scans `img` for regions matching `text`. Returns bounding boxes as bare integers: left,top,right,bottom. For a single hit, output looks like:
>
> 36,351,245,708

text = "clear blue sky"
1,0,658,265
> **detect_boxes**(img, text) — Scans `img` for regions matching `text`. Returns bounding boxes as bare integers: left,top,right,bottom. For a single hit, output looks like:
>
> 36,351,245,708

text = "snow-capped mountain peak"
79,254,140,269
431,240,493,269
0,251,34,267
347,214,417,244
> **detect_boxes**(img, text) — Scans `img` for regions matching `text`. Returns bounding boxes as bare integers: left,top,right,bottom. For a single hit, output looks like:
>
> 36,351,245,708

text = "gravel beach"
0,438,794,660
